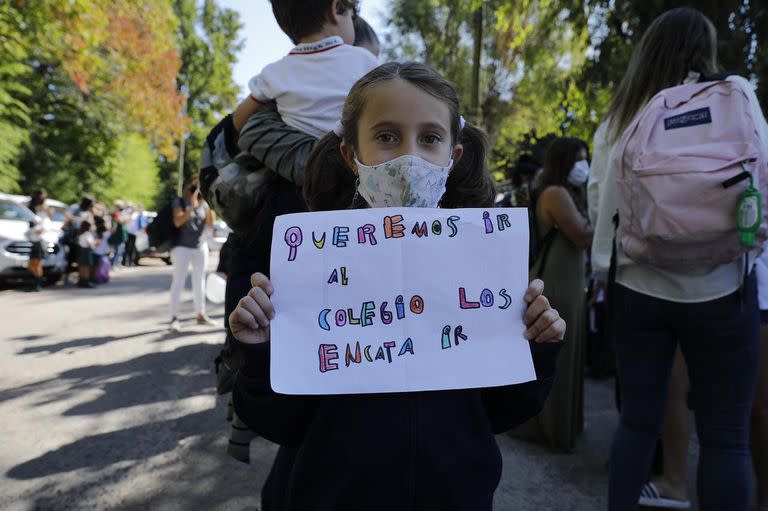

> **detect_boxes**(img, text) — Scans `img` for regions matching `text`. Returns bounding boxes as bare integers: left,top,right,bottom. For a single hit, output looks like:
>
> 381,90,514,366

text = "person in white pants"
169,177,216,331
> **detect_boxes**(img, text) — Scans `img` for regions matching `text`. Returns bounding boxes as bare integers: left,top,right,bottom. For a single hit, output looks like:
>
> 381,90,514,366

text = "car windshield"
0,200,37,223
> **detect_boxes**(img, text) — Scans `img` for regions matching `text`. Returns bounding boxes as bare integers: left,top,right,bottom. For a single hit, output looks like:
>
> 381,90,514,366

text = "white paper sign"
270,207,535,395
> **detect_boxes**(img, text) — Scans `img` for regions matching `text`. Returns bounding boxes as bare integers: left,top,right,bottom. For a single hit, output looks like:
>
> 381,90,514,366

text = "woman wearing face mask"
513,136,593,452
229,62,565,511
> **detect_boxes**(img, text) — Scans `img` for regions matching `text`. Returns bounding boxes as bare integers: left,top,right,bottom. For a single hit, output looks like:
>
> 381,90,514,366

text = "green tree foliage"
106,133,161,207
0,6,31,192
156,0,243,203
386,0,767,183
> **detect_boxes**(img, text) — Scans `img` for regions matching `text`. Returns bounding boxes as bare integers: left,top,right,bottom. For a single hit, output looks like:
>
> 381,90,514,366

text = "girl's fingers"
240,294,270,328
523,294,550,326
250,272,274,295
230,305,259,332
524,309,562,342
249,285,275,321
524,279,544,304
535,318,567,343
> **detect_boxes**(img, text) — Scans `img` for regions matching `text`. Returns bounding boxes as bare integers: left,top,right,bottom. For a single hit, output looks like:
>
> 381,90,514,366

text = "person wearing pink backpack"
588,8,768,511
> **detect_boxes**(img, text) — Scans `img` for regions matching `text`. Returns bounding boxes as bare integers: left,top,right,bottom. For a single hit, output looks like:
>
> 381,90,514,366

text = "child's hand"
523,279,566,343
229,272,275,344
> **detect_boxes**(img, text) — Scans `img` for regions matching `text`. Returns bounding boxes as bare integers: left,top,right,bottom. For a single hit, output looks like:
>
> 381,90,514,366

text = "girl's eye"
422,134,442,145
376,132,398,144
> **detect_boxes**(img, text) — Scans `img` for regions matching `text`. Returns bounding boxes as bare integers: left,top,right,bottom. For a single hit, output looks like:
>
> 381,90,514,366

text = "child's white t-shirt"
79,232,95,249
248,36,379,138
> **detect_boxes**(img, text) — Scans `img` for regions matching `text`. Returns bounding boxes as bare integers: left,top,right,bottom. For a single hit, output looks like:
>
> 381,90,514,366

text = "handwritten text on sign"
269,208,535,395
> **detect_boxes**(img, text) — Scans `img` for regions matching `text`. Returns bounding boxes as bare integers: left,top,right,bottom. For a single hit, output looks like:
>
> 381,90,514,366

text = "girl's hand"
229,272,276,344
523,279,566,343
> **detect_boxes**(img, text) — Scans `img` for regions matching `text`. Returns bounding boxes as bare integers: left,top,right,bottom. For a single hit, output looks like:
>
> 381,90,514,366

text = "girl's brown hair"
304,62,495,211
606,8,719,144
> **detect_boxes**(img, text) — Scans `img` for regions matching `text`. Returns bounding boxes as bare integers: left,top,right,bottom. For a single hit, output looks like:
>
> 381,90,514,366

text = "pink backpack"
615,78,768,271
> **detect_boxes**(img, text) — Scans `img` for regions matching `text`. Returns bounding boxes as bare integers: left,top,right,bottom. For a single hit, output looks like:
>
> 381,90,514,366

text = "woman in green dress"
513,137,593,451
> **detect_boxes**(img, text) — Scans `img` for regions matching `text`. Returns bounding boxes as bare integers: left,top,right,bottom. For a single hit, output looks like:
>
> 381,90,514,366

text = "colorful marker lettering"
441,325,452,349
483,211,493,234
384,215,406,239
411,222,428,238
447,216,460,237
332,226,349,247
340,266,348,285
383,341,396,363
480,288,494,307
395,295,405,319
496,214,511,231
459,287,481,309
347,307,361,325
284,227,303,261
410,295,424,314
357,224,378,245
335,309,347,327
431,220,442,235
499,288,512,310
318,309,331,331
361,301,375,327
380,301,393,324
319,344,339,373
313,231,326,249
364,345,373,362
345,342,362,367
454,325,468,345
398,338,415,356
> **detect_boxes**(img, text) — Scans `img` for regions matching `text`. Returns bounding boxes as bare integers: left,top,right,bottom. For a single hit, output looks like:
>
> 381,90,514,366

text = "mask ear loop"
350,177,361,208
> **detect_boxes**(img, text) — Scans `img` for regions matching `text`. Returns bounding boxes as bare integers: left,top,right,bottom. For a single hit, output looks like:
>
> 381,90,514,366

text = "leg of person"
608,284,677,511
191,243,214,325
124,234,136,266
752,318,768,510
169,246,193,329
34,259,44,290
676,274,760,511
640,346,692,509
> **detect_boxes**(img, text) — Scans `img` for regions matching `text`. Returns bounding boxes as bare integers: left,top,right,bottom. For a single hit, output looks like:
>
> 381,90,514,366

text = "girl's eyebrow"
419,122,448,134
369,121,399,131
369,121,449,134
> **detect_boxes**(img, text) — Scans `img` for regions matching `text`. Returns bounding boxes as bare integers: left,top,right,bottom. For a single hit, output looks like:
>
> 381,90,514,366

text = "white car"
0,199,67,285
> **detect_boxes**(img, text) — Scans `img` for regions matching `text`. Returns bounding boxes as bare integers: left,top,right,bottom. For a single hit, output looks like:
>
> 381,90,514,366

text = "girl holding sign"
230,62,565,511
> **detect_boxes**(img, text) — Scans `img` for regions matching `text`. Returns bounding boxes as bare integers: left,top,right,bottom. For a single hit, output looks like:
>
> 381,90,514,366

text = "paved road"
0,258,699,510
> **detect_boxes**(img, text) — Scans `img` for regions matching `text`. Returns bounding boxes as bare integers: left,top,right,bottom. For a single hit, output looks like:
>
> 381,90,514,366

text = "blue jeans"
111,242,125,268
609,272,760,511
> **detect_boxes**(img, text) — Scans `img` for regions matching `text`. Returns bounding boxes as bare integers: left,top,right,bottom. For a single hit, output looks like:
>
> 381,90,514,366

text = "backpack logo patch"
664,107,712,130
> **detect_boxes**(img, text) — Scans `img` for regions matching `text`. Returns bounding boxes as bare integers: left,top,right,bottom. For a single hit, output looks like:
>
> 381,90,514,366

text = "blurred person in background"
169,177,215,332
513,136,593,452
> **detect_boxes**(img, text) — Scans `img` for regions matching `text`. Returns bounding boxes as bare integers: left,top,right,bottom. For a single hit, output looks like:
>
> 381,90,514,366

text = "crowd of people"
25,189,150,290
193,2,768,511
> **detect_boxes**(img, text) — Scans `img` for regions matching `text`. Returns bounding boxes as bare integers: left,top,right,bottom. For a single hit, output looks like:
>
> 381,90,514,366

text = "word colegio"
318,295,425,331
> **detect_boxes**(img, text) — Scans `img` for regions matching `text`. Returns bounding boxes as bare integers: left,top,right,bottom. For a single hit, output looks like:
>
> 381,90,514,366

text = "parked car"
134,211,172,265
0,198,67,285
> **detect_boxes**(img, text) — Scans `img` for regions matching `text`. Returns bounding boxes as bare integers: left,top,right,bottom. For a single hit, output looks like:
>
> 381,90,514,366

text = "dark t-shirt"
173,198,207,248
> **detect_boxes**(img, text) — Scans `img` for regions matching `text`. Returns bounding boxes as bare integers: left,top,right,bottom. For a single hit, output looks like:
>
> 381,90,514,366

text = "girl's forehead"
359,79,453,128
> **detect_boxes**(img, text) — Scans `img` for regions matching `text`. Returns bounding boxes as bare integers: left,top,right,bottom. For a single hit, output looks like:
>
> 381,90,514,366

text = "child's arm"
232,96,264,133
238,102,317,185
